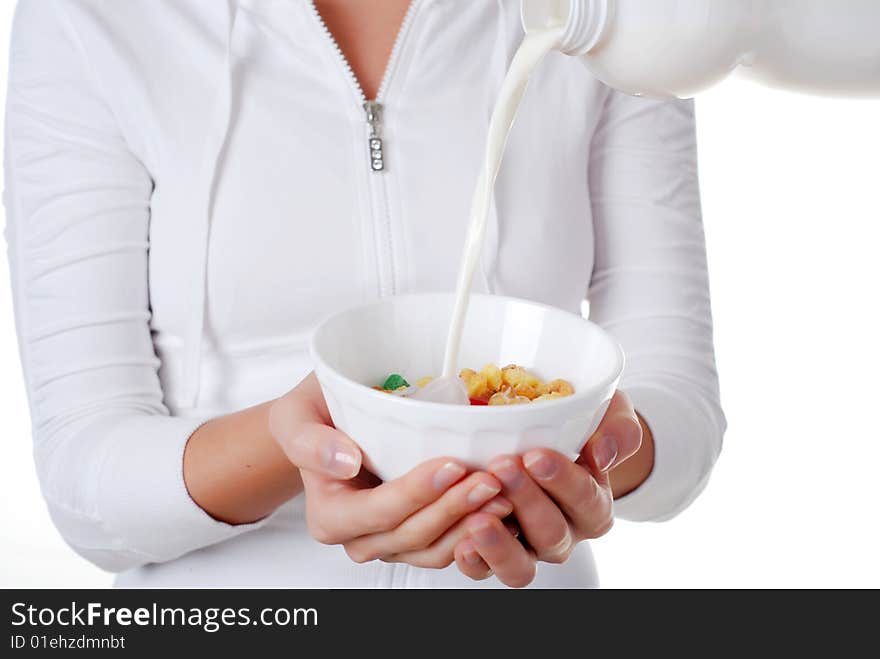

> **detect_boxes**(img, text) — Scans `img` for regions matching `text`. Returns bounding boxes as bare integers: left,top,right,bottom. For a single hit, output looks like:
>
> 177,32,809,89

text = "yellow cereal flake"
488,389,531,405
545,379,574,397
481,364,503,391
501,365,528,388
502,364,541,395
459,368,490,399
415,376,433,388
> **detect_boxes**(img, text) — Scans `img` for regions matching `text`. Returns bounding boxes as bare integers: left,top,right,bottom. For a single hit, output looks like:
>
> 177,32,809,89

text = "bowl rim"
309,293,625,415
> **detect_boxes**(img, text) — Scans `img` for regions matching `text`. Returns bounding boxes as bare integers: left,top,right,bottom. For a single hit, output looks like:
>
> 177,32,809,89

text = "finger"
454,538,493,581
343,473,506,563
385,495,513,569
523,449,614,540
578,390,642,474
488,455,573,563
482,495,515,519
302,457,469,541
268,375,362,479
275,421,362,480
466,513,536,588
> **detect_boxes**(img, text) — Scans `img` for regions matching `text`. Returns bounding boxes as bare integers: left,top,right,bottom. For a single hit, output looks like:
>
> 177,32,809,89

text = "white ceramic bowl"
310,293,624,481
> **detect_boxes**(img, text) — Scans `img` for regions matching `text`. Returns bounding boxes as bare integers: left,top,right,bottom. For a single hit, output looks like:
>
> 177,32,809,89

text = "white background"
1,4,878,588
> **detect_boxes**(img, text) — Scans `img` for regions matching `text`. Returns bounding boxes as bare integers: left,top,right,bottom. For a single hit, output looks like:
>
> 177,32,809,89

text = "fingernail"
468,519,501,546
433,462,467,491
523,451,559,480
593,435,619,472
491,458,526,491
463,548,483,566
320,439,360,478
481,496,512,516
619,417,643,456
468,482,501,506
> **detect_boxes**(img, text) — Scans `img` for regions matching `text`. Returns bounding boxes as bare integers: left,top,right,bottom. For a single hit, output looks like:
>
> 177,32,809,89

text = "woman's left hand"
452,391,643,588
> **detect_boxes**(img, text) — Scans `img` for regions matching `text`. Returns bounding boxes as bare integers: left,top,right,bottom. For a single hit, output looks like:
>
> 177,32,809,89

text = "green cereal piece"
382,374,409,391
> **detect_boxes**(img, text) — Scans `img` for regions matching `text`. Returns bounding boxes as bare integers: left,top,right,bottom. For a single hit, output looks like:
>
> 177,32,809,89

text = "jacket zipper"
308,0,423,299
364,101,384,172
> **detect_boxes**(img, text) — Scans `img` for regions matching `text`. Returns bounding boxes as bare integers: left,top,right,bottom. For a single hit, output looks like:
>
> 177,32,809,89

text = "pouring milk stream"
413,28,563,405
419,0,880,404
441,29,564,373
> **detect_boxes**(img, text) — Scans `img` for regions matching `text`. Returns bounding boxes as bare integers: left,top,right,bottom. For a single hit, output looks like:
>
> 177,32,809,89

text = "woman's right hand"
269,374,513,569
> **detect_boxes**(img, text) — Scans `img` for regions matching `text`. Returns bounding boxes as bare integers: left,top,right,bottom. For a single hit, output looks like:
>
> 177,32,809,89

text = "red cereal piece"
469,397,488,406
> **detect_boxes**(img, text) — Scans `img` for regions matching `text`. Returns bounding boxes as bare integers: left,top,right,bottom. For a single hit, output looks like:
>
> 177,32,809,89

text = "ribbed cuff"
95,414,270,563
613,385,721,522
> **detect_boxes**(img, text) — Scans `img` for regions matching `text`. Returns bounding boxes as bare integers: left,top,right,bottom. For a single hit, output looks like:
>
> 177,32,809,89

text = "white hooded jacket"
4,0,725,587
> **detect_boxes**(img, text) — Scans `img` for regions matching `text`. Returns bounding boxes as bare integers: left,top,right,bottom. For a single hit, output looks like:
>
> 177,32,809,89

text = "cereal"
377,365,573,405
500,365,528,388
534,391,564,402
481,364,503,391
488,387,531,405
459,368,490,399
545,379,574,397
498,365,539,399
381,374,409,391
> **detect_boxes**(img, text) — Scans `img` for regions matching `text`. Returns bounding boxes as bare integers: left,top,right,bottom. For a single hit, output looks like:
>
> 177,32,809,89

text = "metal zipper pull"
364,101,385,172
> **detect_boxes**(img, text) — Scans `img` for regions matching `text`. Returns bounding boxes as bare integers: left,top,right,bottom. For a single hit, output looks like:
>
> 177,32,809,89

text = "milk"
432,29,563,395
411,375,470,405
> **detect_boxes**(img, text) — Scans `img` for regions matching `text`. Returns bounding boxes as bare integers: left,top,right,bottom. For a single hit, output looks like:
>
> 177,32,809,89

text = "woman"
5,0,725,588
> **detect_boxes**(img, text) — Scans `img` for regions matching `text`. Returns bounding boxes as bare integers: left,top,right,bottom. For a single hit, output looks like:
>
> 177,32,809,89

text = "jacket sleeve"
587,88,726,522
3,0,264,572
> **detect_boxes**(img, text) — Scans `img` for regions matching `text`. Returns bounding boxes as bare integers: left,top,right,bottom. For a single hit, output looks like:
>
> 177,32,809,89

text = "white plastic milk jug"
521,0,880,98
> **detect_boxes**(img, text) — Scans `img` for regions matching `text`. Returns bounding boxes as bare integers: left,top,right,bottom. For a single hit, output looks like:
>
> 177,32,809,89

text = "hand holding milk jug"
522,0,880,98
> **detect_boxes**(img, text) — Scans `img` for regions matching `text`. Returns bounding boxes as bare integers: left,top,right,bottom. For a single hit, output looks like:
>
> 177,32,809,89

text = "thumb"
279,422,362,480
578,390,642,474
269,378,362,480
